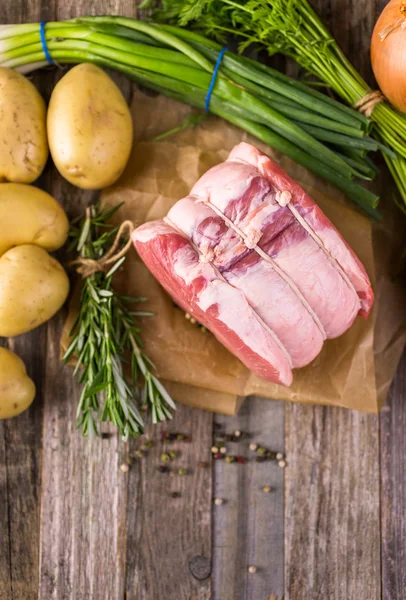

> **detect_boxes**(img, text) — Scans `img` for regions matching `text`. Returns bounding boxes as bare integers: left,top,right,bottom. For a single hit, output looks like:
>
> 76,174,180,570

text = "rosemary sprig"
64,203,175,440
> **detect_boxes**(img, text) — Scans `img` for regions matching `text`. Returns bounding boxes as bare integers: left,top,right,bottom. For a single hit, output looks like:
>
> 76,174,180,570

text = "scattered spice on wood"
162,432,191,443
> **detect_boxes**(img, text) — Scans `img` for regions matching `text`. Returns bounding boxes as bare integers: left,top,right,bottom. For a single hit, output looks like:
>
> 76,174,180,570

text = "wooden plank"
36,1,135,598
32,2,213,599
213,397,285,600
125,405,213,600
0,0,52,597
284,405,381,600
381,349,406,600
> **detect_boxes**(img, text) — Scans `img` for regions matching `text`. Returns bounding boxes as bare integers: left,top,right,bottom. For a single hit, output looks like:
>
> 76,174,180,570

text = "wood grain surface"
0,1,405,600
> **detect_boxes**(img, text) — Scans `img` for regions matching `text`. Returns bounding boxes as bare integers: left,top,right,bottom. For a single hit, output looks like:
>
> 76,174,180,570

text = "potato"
0,183,69,257
0,245,69,337
47,63,133,189
0,348,36,419
0,67,48,184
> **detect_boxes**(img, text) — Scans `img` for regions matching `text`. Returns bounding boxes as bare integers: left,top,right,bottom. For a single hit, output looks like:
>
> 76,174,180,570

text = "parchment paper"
62,89,406,414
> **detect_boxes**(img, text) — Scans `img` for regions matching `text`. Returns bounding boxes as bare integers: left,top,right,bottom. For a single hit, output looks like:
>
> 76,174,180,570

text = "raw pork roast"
132,143,373,386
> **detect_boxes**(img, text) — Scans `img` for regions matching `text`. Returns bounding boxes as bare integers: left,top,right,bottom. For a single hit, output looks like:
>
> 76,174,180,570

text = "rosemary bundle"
153,0,406,213
64,203,175,440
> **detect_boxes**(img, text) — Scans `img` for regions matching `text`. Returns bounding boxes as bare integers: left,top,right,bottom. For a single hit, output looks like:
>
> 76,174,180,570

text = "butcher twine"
192,183,362,340
192,196,328,342
353,90,384,117
163,215,294,369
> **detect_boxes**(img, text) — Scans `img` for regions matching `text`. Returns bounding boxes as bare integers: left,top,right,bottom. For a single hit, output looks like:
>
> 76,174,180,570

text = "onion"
371,0,406,113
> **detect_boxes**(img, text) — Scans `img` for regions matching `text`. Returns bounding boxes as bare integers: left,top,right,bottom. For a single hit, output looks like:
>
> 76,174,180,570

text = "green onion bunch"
153,0,406,214
0,17,387,217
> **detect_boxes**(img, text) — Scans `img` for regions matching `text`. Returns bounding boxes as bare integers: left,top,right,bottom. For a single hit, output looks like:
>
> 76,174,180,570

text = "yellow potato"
0,245,69,337
0,67,48,184
0,183,69,257
47,63,133,189
0,348,35,419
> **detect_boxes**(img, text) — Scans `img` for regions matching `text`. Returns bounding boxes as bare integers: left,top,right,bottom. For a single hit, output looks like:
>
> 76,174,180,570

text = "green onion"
154,0,406,213
0,17,387,217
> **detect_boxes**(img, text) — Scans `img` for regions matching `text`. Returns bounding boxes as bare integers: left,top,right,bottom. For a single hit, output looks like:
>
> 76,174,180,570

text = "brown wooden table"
1,1,405,599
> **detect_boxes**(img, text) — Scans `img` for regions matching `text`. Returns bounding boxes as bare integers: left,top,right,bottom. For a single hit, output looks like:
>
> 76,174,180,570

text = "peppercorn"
158,465,170,474
249,443,258,452
143,440,153,449
234,430,242,438
185,313,191,320
263,485,272,493
225,455,236,463
120,463,129,473
160,453,170,463
199,461,209,469
255,456,266,463
168,451,177,460
171,492,181,498
236,456,246,464
178,468,188,476
211,446,219,454
134,450,144,459
278,460,287,468
266,451,278,460
276,452,283,460
214,498,224,505
213,453,224,460
248,566,257,574
256,446,267,456
219,447,227,455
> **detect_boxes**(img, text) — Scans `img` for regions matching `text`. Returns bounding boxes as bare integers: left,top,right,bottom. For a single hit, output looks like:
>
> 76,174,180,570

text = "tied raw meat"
132,143,374,386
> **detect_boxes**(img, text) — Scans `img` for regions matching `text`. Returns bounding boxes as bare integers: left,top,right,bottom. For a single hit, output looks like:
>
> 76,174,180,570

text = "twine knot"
353,90,385,118
74,217,135,278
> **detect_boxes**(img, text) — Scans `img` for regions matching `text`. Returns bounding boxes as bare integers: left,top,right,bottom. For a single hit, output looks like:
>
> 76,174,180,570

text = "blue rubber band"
40,21,54,64
205,47,228,112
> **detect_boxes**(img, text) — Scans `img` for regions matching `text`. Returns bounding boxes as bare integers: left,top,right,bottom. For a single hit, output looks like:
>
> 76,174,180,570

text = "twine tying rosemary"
73,209,135,277
353,90,385,118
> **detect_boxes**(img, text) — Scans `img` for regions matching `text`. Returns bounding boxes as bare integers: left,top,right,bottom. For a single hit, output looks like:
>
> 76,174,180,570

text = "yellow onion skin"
371,0,406,114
